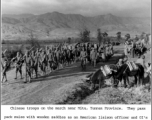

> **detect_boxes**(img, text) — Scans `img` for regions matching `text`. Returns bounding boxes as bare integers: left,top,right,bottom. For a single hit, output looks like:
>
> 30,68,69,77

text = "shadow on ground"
31,54,123,83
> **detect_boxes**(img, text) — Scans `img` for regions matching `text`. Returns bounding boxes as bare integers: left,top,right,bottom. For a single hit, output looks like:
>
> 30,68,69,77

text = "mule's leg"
123,76,127,88
139,75,144,86
134,76,138,87
120,79,123,87
126,76,130,88
91,83,95,91
99,79,101,91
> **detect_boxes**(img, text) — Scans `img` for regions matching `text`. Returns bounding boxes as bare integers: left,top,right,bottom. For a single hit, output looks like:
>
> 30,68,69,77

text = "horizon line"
2,11,151,18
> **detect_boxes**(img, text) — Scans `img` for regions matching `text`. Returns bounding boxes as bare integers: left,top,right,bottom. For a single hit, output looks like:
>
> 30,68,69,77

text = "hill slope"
2,12,151,40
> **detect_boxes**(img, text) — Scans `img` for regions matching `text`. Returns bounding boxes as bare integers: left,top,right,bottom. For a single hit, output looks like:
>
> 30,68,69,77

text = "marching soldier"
1,51,9,83
90,48,98,67
80,47,87,65
41,50,48,75
24,51,33,83
31,50,39,78
13,52,23,79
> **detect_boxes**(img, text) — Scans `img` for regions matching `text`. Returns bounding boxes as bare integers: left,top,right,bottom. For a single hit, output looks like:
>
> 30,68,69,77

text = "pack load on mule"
100,65,112,77
126,61,138,71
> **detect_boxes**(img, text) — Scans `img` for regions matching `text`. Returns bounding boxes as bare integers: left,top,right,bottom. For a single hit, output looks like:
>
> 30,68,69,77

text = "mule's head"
108,65,118,76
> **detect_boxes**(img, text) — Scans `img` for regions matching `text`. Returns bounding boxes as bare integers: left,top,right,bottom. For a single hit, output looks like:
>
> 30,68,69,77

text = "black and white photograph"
1,0,151,105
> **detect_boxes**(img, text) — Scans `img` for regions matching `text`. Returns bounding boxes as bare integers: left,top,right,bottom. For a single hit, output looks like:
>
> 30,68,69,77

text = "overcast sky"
2,0,151,17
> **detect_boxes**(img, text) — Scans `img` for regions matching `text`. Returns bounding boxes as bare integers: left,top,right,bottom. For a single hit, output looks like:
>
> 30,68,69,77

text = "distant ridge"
2,12,151,40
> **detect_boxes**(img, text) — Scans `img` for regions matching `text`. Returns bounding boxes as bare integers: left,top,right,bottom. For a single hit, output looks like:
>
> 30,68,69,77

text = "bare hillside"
2,12,151,40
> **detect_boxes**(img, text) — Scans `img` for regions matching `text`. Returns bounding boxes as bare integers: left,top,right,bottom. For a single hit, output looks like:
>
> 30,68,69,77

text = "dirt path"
1,47,124,105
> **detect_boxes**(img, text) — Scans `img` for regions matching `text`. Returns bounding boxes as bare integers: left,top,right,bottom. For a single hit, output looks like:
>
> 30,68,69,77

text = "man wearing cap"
80,47,87,66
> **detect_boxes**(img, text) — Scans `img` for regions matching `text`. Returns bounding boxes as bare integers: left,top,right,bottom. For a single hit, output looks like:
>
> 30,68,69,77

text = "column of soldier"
1,42,113,84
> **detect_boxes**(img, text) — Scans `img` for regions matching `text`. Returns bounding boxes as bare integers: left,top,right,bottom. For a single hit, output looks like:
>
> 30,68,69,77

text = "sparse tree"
116,32,121,41
28,31,40,49
46,28,50,36
67,37,71,44
103,32,109,44
125,33,130,40
79,29,90,43
97,28,103,45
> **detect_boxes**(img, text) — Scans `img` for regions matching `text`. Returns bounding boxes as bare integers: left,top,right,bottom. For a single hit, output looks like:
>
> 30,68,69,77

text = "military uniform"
90,49,98,67
1,57,9,82
24,52,33,83
14,52,24,79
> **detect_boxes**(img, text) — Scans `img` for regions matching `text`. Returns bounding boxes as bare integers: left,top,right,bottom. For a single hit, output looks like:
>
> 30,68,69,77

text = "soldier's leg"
28,69,31,83
35,66,38,78
29,73,31,83
24,67,27,83
19,66,23,79
43,63,46,75
14,67,18,79
32,67,35,78
94,59,96,67
3,71,7,82
2,73,5,83
5,73,8,82
123,76,127,88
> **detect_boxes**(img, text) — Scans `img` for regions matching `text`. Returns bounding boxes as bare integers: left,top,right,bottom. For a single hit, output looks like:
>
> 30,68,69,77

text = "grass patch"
82,84,151,104
43,81,93,104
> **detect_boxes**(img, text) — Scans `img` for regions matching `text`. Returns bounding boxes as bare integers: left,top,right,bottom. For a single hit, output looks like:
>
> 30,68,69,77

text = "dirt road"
1,46,124,105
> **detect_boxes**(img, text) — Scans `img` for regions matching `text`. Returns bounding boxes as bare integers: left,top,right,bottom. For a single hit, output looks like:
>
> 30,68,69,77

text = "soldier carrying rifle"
12,52,24,79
